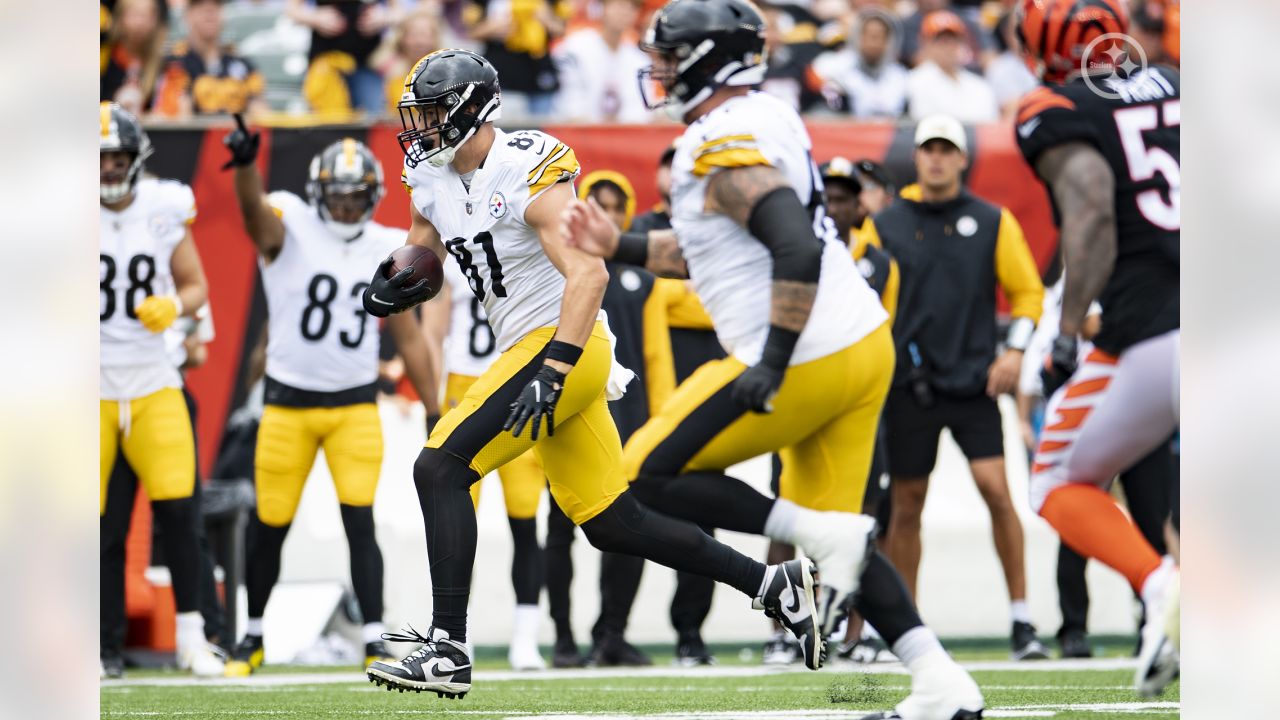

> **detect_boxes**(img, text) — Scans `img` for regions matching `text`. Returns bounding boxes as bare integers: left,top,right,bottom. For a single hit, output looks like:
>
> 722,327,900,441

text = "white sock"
763,499,802,544
176,612,205,648
1010,600,1032,624
245,618,264,637
1140,556,1175,608
891,626,947,671
862,622,882,641
362,622,387,644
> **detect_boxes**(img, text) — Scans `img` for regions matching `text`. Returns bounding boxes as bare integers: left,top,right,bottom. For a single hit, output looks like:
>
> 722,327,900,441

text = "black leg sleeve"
151,496,202,614
508,516,544,606
1056,542,1090,636
580,490,765,598
414,448,481,641
853,551,924,648
244,516,290,619
1118,440,1175,555
340,504,384,625
596,552,644,640
630,472,775,535
544,499,577,642
670,526,716,639
101,456,138,653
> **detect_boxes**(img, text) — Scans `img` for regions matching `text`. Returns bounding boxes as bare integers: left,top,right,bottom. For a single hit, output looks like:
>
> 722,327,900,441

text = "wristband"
1006,316,1035,352
545,340,583,366
759,325,800,371
614,232,649,267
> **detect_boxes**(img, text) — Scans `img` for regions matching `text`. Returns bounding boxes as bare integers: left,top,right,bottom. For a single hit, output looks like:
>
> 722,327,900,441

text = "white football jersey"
100,177,194,398
262,191,404,392
443,256,499,378
403,127,579,352
670,91,888,366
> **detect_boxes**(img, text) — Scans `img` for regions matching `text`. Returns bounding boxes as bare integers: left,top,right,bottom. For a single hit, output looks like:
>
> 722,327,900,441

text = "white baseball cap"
914,114,967,153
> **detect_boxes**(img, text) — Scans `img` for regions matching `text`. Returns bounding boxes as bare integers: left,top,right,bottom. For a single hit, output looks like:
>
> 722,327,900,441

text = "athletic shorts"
883,385,1004,477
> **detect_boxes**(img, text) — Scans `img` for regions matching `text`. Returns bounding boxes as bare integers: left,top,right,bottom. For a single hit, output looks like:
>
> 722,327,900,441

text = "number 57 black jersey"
403,128,581,353
1015,65,1180,355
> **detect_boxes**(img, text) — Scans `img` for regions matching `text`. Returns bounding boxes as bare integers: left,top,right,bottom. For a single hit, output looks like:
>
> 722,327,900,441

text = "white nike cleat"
368,626,472,698
508,604,547,671
1136,560,1180,697
754,558,824,670
794,512,878,638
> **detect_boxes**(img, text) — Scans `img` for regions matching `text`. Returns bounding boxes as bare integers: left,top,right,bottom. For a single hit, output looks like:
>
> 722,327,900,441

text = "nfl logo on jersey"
489,191,507,219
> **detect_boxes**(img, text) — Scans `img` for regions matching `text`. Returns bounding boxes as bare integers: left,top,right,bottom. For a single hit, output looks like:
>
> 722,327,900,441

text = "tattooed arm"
641,229,688,278
704,165,821,336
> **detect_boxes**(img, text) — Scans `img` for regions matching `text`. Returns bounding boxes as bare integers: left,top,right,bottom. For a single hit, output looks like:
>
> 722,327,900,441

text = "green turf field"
101,650,1179,719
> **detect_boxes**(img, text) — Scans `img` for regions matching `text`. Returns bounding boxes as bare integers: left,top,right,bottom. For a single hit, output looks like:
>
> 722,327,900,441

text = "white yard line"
103,657,1139,689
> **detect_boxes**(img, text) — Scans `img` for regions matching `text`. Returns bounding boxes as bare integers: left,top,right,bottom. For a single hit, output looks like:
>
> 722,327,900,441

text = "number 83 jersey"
403,128,580,353
263,191,404,392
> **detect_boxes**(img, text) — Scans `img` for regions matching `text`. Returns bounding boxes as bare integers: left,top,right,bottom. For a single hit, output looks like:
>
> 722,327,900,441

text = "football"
385,244,444,300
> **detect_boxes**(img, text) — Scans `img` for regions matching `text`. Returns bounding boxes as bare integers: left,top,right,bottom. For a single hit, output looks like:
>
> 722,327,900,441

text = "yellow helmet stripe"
100,102,113,138
342,138,357,173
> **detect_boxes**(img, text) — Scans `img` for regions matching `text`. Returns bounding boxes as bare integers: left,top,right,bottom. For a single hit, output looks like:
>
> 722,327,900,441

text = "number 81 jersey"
263,191,404,392
403,128,580,352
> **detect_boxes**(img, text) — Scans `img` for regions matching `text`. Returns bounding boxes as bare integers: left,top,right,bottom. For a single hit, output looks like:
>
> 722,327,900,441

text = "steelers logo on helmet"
99,102,153,204
397,49,502,168
305,138,385,241
637,0,768,121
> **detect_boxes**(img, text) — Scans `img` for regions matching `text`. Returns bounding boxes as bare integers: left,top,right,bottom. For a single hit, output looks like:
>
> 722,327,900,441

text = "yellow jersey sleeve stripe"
694,134,757,157
692,147,772,178
527,143,566,184
401,167,412,196
529,146,580,198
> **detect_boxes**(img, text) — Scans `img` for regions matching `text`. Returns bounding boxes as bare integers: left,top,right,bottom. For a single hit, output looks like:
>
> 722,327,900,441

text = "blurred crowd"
100,0,1179,125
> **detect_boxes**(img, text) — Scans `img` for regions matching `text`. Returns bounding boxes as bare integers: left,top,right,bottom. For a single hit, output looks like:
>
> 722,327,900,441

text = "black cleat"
755,558,824,670
589,632,652,667
101,649,125,679
366,626,471,696
1058,628,1093,659
1011,621,1049,661
364,640,396,668
552,636,588,668
224,634,263,677
674,634,715,667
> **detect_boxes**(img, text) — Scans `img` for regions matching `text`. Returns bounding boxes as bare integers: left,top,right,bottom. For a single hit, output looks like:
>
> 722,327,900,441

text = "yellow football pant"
100,387,196,515
624,321,894,513
445,373,546,520
428,322,625,525
254,402,383,527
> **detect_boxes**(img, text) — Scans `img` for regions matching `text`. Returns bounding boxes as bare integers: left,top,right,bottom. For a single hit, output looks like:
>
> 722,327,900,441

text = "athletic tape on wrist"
614,232,649,267
1006,317,1035,352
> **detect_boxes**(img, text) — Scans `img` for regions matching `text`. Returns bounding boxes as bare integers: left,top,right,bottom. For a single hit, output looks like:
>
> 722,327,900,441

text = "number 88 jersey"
100,178,194,372
443,257,499,378
403,128,580,352
262,191,404,392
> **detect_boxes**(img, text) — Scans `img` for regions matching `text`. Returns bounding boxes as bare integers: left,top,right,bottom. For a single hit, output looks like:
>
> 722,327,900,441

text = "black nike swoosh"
784,566,802,615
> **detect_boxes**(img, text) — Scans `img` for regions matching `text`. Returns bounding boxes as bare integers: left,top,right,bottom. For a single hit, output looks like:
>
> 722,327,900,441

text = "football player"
1014,0,1180,696
99,102,224,677
561,1,984,717
419,247,550,671
361,48,824,698
220,127,443,677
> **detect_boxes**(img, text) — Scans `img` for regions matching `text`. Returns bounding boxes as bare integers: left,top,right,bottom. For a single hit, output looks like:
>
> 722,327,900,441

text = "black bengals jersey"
1015,65,1180,355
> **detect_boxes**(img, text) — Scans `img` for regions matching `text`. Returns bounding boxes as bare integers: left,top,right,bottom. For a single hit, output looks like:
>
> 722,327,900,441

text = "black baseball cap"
852,159,893,193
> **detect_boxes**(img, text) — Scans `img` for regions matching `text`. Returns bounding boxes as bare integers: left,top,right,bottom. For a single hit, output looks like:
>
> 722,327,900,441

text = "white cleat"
178,641,227,678
796,512,878,637
1136,561,1180,697
508,605,547,670
876,656,984,720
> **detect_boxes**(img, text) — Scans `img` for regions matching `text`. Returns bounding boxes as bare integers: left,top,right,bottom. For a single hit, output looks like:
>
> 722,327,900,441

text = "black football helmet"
306,138,385,241
638,0,768,120
100,101,153,203
397,49,501,169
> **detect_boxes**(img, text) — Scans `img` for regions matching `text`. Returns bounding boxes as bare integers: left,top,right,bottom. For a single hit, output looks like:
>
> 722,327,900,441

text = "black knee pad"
414,447,480,494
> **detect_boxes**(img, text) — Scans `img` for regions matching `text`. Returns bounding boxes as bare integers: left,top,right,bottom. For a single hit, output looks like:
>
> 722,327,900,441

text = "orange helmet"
1016,0,1130,84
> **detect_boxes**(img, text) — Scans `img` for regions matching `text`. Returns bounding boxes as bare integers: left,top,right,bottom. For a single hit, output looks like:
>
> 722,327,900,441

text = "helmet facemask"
398,84,500,169
306,142,385,241
100,107,153,204
637,26,767,122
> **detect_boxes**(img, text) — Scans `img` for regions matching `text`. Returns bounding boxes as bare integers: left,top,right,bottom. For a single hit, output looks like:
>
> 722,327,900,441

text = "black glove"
222,114,261,170
362,256,433,317
732,363,785,413
1041,334,1080,398
504,365,566,441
